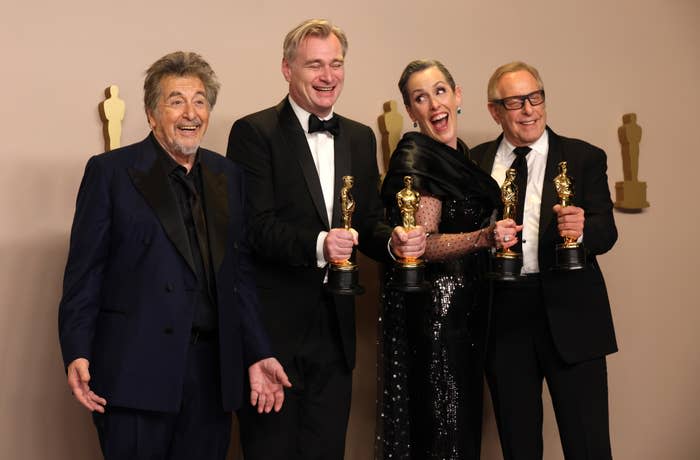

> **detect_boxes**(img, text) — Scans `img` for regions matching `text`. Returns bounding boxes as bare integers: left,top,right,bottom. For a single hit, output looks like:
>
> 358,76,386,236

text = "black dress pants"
485,280,612,460
238,295,351,460
92,339,231,460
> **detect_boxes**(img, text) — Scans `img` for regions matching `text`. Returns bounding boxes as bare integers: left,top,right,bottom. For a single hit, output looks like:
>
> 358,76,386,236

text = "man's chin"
174,143,199,156
311,100,337,115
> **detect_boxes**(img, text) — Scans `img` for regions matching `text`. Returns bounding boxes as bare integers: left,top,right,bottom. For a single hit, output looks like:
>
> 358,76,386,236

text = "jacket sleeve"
229,165,273,366
226,117,319,267
58,156,112,368
579,145,618,256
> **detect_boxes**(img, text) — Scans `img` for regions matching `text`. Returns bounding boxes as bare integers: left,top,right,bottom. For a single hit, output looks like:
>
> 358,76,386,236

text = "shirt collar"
500,128,549,157
150,132,200,176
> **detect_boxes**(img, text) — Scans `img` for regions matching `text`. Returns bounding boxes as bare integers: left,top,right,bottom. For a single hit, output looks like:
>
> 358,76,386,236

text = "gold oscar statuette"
553,161,586,270
326,176,365,295
488,168,523,281
389,176,429,292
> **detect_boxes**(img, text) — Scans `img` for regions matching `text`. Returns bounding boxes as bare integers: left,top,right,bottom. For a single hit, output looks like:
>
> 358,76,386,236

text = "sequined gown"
378,132,501,460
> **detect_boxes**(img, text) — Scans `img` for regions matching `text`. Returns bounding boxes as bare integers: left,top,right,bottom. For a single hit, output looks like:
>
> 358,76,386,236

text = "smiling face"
282,34,345,118
405,66,462,149
488,70,546,147
147,75,210,165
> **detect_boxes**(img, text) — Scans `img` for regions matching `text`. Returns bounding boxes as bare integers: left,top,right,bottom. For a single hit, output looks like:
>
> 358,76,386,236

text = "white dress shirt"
288,97,336,268
491,130,549,274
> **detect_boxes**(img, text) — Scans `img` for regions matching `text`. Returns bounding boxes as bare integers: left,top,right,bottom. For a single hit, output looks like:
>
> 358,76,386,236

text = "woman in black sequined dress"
378,60,521,459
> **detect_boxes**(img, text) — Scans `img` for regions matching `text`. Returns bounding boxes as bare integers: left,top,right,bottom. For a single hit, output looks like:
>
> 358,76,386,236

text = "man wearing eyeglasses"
471,61,618,460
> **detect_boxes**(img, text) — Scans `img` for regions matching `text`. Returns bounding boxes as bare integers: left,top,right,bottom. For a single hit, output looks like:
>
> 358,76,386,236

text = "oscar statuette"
553,161,586,270
388,176,430,292
326,176,365,295
488,168,523,281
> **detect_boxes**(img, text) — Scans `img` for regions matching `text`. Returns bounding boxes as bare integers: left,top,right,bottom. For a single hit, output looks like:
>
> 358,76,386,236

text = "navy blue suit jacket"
59,134,271,412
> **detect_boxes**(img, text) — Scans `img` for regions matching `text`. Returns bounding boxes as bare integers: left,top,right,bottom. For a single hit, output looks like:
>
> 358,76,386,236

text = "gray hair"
487,61,544,101
144,51,220,115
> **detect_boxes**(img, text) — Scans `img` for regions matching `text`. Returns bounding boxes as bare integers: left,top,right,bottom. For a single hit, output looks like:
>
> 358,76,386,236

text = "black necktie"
308,114,340,136
510,146,531,252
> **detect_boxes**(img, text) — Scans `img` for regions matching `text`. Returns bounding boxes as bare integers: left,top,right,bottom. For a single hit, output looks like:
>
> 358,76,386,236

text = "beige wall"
2,0,698,458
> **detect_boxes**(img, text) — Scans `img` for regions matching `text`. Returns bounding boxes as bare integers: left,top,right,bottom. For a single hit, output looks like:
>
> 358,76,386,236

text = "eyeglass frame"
490,89,546,111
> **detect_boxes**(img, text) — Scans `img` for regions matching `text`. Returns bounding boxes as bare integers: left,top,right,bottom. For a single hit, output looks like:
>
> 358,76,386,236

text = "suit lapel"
200,154,229,277
128,137,196,274
278,99,330,229
476,133,502,174
331,117,352,228
539,127,562,237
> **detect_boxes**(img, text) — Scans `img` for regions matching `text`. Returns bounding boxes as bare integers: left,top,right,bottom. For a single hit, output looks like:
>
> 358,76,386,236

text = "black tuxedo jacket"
470,127,618,364
226,97,392,372
58,134,271,412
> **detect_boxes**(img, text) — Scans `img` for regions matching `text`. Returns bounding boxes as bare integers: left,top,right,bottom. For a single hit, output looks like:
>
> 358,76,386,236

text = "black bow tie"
308,114,340,136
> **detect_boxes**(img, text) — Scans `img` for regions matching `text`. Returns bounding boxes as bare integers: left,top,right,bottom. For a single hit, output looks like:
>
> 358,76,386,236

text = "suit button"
166,282,174,292
163,327,173,335
233,287,238,294
233,242,239,250
143,236,151,245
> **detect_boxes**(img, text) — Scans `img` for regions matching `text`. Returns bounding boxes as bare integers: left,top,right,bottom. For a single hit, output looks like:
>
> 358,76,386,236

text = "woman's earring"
457,107,462,115
413,121,418,128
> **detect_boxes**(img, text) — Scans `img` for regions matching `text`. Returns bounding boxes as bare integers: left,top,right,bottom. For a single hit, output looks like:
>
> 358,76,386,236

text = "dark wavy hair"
398,59,456,106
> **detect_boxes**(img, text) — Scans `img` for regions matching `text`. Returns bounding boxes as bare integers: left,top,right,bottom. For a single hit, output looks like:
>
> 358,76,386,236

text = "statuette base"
488,250,523,281
389,259,430,292
326,263,365,295
614,181,649,211
553,243,586,271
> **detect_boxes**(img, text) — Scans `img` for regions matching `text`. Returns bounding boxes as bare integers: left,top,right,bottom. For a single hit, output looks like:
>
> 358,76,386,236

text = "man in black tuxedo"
226,19,426,460
58,51,290,460
470,61,618,460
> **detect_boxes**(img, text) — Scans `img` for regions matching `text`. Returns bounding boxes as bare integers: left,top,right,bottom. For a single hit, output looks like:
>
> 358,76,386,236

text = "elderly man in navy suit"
59,51,290,460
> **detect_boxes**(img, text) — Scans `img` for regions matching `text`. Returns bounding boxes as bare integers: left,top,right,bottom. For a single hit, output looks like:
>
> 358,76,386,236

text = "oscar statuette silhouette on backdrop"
615,113,650,211
98,84,125,151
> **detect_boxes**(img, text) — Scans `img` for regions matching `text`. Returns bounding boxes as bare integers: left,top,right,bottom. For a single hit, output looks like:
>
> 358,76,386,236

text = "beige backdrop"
2,0,698,458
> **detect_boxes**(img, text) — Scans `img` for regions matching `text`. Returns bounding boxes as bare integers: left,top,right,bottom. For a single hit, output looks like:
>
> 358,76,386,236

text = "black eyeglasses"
491,89,545,110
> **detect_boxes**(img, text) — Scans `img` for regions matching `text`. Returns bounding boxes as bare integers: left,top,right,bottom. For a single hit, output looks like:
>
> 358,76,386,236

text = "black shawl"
381,132,501,216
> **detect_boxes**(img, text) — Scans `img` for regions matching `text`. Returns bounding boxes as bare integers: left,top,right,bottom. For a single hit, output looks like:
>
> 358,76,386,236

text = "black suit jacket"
226,97,392,372
470,127,618,364
58,134,271,412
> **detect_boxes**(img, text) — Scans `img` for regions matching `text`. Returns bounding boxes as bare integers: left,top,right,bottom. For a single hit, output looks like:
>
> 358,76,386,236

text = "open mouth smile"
177,124,201,134
431,113,449,131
